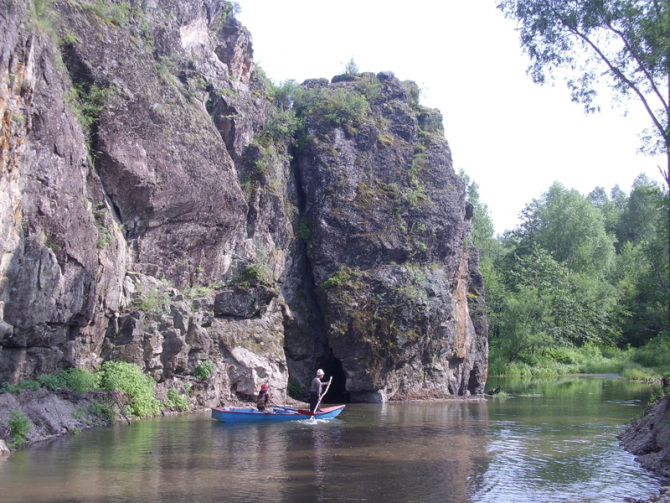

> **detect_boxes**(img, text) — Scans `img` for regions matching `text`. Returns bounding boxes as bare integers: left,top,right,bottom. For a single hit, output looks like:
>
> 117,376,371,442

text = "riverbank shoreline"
0,387,307,456
0,387,487,455
619,395,670,502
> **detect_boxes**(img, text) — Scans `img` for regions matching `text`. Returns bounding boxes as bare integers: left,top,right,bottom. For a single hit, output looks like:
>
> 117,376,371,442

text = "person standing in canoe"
309,369,328,413
257,383,274,413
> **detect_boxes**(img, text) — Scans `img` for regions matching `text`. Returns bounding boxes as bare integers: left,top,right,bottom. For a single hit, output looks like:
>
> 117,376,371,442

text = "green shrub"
259,107,302,144
320,266,361,291
1,380,41,393
620,362,657,381
235,262,270,285
35,369,99,393
633,334,670,369
344,57,359,76
183,285,212,299
136,286,170,314
300,88,370,128
402,81,421,109
66,83,109,132
287,379,303,399
98,361,160,418
267,79,302,108
30,0,57,34
37,373,65,390
60,368,99,393
193,361,216,380
165,388,191,412
298,215,310,242
355,73,382,101
8,411,31,447
88,401,116,422
80,0,131,26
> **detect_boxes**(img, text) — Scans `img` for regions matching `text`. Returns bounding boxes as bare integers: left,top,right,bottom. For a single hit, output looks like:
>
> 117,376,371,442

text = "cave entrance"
319,352,349,404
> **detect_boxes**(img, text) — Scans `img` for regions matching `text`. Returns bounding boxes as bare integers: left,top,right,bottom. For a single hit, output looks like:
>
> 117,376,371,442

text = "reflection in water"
0,377,666,503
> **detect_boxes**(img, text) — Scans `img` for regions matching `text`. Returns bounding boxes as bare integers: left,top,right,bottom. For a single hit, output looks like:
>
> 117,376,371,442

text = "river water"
0,376,667,503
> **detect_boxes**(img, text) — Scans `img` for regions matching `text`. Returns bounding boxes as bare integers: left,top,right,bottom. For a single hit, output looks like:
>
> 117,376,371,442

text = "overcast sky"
233,0,665,234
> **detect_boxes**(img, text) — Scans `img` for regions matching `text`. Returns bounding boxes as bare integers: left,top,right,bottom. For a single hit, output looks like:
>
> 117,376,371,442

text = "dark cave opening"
318,351,349,404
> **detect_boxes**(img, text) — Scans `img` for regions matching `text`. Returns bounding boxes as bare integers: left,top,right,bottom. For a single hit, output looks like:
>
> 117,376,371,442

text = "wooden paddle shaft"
314,377,332,413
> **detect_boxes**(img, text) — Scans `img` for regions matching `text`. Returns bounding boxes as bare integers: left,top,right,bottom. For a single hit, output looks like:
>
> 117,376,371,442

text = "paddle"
307,376,332,417
273,405,299,413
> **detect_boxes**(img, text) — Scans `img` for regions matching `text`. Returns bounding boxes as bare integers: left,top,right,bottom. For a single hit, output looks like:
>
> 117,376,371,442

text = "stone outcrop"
0,0,487,405
619,394,670,478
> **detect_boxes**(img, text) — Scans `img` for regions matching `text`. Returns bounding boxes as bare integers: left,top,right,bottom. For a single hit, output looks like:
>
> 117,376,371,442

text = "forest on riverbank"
465,171,670,381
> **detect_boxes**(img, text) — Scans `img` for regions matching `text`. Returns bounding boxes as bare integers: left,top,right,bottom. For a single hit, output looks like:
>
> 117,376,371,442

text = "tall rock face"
0,0,487,404
295,75,487,400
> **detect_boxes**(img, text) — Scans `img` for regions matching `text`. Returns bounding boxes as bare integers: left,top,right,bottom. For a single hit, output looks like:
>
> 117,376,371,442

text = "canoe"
211,405,345,423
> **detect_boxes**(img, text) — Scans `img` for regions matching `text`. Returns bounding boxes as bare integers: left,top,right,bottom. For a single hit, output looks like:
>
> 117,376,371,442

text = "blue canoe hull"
211,405,345,423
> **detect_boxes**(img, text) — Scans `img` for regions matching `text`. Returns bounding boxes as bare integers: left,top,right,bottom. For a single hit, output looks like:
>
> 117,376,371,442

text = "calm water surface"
0,377,667,503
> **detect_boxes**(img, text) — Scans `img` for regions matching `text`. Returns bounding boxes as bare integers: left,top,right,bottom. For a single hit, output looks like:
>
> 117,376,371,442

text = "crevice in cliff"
58,42,108,171
281,145,345,396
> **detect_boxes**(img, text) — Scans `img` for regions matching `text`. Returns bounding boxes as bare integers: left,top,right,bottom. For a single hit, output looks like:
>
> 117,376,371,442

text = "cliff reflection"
0,380,662,503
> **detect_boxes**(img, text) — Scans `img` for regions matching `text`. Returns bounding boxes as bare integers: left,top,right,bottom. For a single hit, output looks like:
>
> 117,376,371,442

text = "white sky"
233,0,666,234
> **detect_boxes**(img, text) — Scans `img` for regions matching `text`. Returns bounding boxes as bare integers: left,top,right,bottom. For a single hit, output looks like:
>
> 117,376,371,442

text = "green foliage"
417,109,444,140
344,57,359,76
79,0,131,26
156,56,179,86
165,388,191,412
58,368,99,393
355,73,382,101
2,368,97,394
632,333,670,369
266,79,301,108
497,0,670,157
1,380,40,393
259,107,302,144
94,207,114,249
182,285,212,299
234,248,272,286
298,87,370,128
469,168,670,370
193,361,216,380
136,286,170,314
490,343,637,378
498,0,670,349
287,379,303,399
66,83,109,132
8,411,31,447
405,152,431,208
37,373,64,390
98,361,160,417
88,401,116,422
617,175,663,245
320,266,360,291
33,0,54,18
403,81,421,109
405,181,430,209
29,0,58,34
211,1,241,31
298,214,310,242
235,264,267,285
519,182,616,276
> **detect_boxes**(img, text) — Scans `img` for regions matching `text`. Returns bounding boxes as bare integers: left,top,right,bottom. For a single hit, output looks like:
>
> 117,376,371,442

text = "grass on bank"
489,335,670,381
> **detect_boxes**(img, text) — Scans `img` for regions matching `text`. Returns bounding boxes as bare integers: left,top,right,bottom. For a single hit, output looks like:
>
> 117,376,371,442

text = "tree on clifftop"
497,0,670,327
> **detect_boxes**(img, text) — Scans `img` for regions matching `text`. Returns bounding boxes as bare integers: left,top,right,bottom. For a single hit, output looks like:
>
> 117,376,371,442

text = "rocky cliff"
619,394,670,479
0,0,487,405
